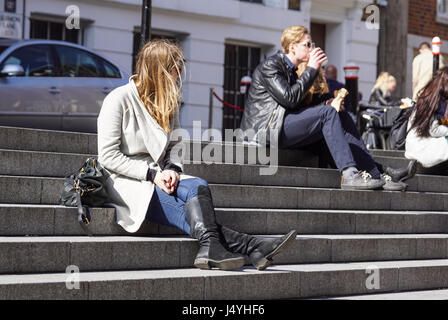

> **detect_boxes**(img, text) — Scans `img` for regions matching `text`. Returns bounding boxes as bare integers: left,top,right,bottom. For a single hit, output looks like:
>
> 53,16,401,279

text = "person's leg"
146,177,245,270
280,105,384,190
280,105,357,172
217,225,297,270
156,178,298,271
337,110,381,178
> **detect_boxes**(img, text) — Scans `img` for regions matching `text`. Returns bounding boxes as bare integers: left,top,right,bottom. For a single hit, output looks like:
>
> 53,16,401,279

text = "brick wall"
409,0,448,40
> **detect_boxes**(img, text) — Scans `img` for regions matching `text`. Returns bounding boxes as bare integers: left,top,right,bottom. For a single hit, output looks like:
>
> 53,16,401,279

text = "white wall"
313,0,379,101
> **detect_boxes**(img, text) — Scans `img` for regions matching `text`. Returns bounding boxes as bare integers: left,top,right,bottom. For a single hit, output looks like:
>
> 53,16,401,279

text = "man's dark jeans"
279,104,381,178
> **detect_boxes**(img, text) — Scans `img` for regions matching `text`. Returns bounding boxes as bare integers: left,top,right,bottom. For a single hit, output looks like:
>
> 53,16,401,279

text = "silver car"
0,39,129,133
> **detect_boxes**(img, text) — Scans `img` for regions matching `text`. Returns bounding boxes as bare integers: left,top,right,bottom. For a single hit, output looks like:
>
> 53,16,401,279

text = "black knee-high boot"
184,185,245,271
217,225,297,270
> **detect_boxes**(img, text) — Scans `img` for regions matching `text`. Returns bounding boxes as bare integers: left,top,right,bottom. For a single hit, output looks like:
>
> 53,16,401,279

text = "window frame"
437,0,448,25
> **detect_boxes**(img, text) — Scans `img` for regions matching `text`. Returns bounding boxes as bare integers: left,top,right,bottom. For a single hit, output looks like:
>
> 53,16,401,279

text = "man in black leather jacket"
239,25,415,191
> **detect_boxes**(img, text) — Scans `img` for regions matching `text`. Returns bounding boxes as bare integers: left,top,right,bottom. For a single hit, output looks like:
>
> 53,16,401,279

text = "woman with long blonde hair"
369,72,399,106
97,39,296,271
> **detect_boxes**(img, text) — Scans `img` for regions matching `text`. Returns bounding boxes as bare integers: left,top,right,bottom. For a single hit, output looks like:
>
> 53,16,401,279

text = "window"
439,0,447,14
223,44,261,133
437,0,448,24
30,19,81,44
53,45,120,78
54,45,102,77
288,0,301,11
0,45,55,76
102,60,121,78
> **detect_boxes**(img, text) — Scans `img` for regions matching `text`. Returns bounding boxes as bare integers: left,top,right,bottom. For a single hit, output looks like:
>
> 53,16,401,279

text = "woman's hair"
371,72,394,95
297,62,329,105
134,39,185,133
410,66,448,137
281,25,309,54
283,26,329,103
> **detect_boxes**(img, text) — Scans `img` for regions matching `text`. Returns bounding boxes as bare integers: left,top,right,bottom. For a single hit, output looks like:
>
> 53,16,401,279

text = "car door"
0,44,63,130
52,45,114,133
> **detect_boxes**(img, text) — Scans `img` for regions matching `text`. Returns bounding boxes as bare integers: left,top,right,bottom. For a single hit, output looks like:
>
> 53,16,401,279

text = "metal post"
343,65,359,113
432,36,442,75
140,0,152,50
209,88,214,141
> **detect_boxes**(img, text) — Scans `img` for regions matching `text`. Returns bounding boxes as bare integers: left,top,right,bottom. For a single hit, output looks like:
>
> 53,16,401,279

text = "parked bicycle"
358,102,403,150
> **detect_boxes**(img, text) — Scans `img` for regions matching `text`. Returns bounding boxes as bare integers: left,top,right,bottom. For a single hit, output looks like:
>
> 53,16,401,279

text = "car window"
0,46,7,55
0,45,55,76
54,45,103,77
102,59,121,78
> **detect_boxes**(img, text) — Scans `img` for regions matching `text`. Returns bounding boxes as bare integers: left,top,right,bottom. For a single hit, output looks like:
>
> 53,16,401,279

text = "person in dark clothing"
369,72,401,106
239,25,416,191
324,64,345,94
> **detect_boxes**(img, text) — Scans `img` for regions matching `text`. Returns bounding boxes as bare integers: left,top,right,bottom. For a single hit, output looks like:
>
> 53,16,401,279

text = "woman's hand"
154,170,180,194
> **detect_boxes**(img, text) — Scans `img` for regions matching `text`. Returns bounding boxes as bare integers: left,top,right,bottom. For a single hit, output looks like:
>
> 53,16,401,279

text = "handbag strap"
75,192,93,237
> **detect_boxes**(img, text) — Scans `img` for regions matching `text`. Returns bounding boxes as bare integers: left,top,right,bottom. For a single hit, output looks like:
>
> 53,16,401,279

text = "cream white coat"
405,112,448,168
97,76,192,233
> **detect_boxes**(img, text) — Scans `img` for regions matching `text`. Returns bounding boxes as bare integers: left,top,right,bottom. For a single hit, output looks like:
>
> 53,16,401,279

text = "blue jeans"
279,105,381,178
145,177,209,235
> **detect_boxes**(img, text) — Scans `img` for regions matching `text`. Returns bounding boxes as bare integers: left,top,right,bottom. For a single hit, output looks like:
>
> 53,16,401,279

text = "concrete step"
2,205,448,236
0,126,318,167
321,288,448,300
2,175,448,211
2,259,448,299
0,149,441,193
0,126,97,155
370,149,405,158
2,234,448,274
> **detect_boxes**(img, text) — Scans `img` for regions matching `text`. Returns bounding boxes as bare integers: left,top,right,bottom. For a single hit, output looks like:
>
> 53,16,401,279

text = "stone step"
2,259,448,299
1,175,447,211
0,126,97,155
0,149,444,194
2,126,417,168
370,149,406,158
2,234,448,274
321,288,448,300
2,205,448,236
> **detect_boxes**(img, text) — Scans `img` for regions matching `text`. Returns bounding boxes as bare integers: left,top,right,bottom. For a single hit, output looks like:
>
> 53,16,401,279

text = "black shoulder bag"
59,157,109,236
389,106,414,150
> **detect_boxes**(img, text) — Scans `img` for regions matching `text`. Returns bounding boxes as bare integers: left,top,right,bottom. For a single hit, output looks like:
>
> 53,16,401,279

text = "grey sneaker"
381,173,408,191
341,171,386,190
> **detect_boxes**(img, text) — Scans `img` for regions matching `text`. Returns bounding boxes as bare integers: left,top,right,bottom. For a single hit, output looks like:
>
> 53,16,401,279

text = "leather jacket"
369,88,399,106
239,51,318,146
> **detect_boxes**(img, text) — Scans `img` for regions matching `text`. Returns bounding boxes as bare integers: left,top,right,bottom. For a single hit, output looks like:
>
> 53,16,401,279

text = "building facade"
406,0,448,97
0,0,378,138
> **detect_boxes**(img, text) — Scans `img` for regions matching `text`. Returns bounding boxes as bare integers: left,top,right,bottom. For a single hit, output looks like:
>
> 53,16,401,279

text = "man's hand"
154,170,180,194
308,48,327,70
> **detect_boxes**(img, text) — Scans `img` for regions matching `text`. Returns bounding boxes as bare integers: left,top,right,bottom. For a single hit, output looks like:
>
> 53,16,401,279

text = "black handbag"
59,157,109,236
389,106,414,150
